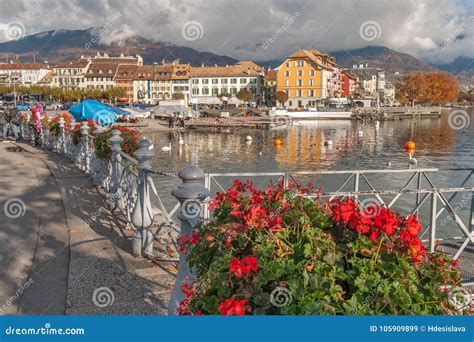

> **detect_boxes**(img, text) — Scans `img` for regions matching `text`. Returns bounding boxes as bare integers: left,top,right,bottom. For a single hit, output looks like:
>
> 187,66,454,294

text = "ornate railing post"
131,139,155,257
80,121,90,172
92,125,105,186
168,165,210,315
58,117,66,154
109,129,123,207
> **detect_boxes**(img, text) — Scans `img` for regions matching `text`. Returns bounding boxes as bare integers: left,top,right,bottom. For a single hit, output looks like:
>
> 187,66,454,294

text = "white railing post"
92,125,105,186
58,116,66,154
131,139,155,257
80,121,90,172
168,165,210,315
109,129,123,208
429,192,438,252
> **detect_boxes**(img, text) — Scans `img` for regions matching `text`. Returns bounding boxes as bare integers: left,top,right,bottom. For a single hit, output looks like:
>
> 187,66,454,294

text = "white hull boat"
269,109,352,120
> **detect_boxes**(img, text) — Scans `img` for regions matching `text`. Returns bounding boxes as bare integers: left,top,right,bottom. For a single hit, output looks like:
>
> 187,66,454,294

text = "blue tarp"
69,100,130,125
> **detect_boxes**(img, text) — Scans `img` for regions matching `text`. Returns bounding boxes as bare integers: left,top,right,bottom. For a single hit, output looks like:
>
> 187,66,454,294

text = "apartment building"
133,65,173,104
0,63,50,87
190,62,263,105
276,49,333,108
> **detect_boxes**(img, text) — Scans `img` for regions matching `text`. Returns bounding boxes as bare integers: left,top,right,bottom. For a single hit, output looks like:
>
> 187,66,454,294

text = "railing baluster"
429,192,437,253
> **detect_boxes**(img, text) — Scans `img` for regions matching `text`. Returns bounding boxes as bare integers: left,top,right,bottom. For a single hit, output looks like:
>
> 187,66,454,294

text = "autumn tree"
104,87,126,100
396,72,459,106
172,92,185,100
236,89,254,106
275,91,289,107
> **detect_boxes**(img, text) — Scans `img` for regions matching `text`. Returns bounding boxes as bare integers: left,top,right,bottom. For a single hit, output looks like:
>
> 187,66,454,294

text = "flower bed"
93,127,140,160
179,180,465,315
71,119,97,145
48,113,72,137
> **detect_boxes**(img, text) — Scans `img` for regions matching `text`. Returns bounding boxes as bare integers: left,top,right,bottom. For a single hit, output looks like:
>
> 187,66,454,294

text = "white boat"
269,109,352,120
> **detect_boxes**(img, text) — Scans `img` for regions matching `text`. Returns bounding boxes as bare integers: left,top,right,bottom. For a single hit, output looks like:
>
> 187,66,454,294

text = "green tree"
103,87,126,100
172,92,185,100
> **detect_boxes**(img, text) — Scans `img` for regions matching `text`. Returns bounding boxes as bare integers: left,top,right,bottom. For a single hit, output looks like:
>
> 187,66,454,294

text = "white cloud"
0,0,471,63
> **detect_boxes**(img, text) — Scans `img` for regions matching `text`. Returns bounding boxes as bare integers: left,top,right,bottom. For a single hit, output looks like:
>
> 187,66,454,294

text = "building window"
221,79,227,84
202,88,209,95
250,78,256,84
212,78,219,84
297,79,303,86
240,78,247,84
284,71,290,77
231,88,237,94
212,88,219,96
202,79,209,84
285,80,289,86
297,70,303,76
310,70,315,76
309,79,314,86
309,90,314,97
231,78,237,84
296,90,302,97
286,62,290,67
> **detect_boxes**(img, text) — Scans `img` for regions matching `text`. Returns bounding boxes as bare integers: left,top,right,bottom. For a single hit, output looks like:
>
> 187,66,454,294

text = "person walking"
2,107,22,141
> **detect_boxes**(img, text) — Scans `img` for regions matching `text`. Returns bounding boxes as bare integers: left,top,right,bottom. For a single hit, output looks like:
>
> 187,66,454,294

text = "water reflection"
147,110,473,239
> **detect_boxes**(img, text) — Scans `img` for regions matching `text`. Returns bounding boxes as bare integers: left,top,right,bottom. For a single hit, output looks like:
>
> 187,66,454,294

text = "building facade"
189,63,263,105
132,65,173,104
52,60,90,90
264,69,277,107
0,63,51,87
276,49,333,109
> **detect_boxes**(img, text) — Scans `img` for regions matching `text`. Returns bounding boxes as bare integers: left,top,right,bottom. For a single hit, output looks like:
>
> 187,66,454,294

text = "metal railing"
204,168,474,261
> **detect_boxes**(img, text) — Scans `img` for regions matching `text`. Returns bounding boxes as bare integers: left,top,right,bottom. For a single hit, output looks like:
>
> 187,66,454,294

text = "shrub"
93,127,140,160
179,181,465,315
48,113,72,137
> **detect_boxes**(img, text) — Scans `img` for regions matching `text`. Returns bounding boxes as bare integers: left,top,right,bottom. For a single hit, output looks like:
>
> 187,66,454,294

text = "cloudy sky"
0,0,472,64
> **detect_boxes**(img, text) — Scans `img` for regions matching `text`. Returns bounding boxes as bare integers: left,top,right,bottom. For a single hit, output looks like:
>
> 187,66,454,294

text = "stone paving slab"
1,141,174,315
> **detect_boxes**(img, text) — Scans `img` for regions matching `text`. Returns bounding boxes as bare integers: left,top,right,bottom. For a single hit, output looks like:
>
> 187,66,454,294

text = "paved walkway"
0,140,174,315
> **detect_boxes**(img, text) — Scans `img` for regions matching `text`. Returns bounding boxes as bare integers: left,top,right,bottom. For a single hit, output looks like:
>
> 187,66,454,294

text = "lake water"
147,109,474,239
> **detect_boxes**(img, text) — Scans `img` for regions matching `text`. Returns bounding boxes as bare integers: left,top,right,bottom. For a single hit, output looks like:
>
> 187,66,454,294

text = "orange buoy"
274,138,282,146
405,140,416,153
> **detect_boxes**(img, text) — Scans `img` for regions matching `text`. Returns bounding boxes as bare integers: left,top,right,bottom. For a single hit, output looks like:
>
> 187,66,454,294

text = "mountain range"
0,28,472,85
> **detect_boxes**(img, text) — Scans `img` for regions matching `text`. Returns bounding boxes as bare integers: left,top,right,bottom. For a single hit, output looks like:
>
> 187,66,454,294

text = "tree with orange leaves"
396,72,459,106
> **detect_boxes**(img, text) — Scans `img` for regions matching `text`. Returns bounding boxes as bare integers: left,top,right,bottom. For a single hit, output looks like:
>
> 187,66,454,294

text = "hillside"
0,28,238,66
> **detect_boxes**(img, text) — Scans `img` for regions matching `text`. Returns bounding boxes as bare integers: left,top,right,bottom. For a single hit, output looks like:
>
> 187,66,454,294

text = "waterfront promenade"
0,141,174,315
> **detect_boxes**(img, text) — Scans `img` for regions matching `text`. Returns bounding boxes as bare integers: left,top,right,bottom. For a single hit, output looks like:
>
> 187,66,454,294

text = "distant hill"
330,46,436,73
434,57,474,86
0,28,238,66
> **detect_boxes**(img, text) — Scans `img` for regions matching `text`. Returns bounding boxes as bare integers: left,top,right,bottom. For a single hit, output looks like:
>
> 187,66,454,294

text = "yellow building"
276,49,333,109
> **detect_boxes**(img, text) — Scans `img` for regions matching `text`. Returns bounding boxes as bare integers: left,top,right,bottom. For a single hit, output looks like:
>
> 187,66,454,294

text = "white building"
0,63,51,87
52,59,90,90
190,62,263,105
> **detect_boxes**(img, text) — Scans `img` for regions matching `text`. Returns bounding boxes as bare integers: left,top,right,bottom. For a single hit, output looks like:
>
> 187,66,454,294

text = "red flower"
230,258,243,278
218,296,251,315
177,232,200,253
330,199,358,224
181,284,195,298
241,255,259,274
229,255,259,278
